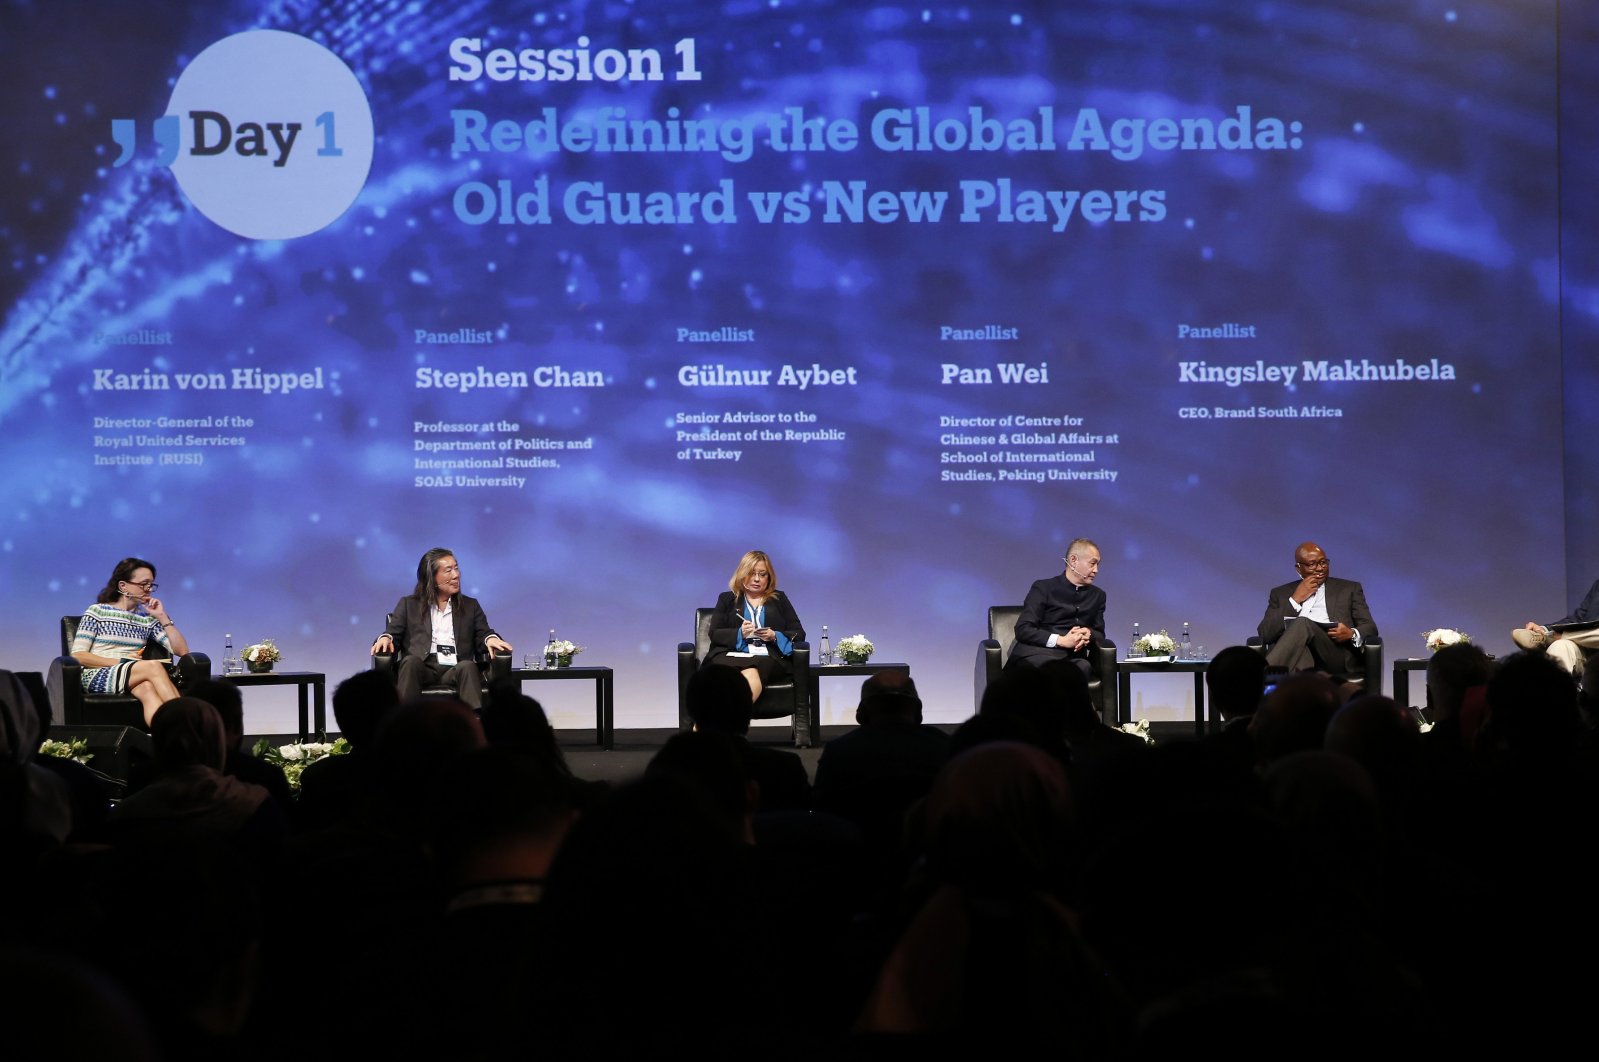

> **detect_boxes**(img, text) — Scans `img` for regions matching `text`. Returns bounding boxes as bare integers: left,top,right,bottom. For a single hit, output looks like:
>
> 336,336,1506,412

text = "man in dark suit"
1256,541,1378,674
1512,577,1599,678
1007,537,1106,679
372,547,511,707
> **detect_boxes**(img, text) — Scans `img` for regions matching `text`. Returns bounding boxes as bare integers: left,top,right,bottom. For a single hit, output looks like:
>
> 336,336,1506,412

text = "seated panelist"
702,549,805,704
1007,538,1106,681
371,547,511,708
71,556,190,726
1255,540,1377,674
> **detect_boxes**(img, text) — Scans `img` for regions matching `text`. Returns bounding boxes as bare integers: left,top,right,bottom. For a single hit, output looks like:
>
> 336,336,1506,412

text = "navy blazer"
1011,575,1107,665
380,594,499,659
1256,576,1378,647
1551,579,1599,628
706,590,804,661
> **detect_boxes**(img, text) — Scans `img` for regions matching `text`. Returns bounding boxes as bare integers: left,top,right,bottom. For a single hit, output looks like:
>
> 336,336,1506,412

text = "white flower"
1120,719,1154,744
837,634,874,656
1133,630,1175,655
252,737,351,791
1422,628,1471,652
243,638,282,663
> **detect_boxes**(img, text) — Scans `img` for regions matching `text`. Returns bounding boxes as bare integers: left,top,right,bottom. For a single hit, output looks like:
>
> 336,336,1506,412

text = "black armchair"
370,613,512,701
1245,634,1384,692
975,605,1119,721
678,607,814,747
47,615,212,729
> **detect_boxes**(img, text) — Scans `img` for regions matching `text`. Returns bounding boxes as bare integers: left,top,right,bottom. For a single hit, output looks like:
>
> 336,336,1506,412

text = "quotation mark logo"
102,29,373,240
109,116,179,167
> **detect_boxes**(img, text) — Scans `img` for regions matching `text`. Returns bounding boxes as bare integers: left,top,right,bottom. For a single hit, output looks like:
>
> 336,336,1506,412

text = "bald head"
1294,541,1330,580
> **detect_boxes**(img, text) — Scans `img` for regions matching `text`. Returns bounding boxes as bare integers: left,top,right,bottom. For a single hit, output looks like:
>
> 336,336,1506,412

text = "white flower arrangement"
544,638,583,658
1421,628,1472,652
39,737,93,765
251,736,350,791
1133,630,1175,657
836,633,874,662
242,639,282,664
1119,719,1154,744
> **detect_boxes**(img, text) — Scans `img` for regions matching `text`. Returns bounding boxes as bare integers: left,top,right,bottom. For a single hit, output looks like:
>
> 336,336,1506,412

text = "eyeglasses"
1295,558,1330,570
123,579,159,591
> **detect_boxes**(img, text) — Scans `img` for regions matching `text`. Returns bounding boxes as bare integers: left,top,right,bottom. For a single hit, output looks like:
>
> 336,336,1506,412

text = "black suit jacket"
705,590,804,662
1256,576,1378,647
1010,575,1106,667
381,594,499,659
1551,579,1599,628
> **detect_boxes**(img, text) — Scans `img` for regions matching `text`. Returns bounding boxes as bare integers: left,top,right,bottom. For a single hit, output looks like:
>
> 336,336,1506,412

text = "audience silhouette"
6,643,1598,1060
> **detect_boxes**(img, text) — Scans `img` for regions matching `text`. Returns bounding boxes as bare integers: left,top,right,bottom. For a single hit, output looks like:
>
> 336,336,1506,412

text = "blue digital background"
0,0,1588,731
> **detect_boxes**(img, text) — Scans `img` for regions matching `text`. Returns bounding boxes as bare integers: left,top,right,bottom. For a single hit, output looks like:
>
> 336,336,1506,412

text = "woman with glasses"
71,556,189,725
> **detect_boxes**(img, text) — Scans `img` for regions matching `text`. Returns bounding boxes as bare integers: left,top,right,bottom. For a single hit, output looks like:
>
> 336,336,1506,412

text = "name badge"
436,643,457,667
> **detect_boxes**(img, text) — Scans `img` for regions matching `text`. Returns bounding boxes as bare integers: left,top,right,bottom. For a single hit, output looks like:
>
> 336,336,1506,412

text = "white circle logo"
166,29,374,240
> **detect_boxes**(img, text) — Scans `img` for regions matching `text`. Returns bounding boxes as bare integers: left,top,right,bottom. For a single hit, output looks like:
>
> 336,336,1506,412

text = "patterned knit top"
72,602,170,661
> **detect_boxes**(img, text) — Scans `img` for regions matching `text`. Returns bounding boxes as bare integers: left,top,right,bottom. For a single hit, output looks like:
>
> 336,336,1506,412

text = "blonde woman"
702,550,805,703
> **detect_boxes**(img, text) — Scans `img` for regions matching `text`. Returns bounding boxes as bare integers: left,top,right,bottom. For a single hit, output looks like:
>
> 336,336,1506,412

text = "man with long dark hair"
371,548,511,707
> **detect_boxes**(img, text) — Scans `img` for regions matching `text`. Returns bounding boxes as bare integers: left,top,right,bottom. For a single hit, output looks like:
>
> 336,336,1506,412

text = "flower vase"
246,658,273,674
840,652,871,665
557,655,573,668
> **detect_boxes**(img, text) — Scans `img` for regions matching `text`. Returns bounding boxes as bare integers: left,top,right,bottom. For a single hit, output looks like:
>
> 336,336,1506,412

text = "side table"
1392,658,1429,708
809,662,911,744
1117,658,1213,738
224,670,327,741
510,666,615,750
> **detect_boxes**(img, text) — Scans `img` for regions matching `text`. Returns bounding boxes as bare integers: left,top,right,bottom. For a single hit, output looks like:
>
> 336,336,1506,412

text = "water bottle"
1132,621,1140,657
223,633,240,675
1180,621,1192,660
543,629,559,669
819,625,832,665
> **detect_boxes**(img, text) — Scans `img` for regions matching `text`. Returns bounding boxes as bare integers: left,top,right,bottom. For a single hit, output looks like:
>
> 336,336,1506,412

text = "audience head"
1425,642,1494,722
480,686,573,777
1038,658,1098,732
1582,655,1599,729
857,670,923,725
1260,750,1383,876
427,747,576,887
331,668,401,747
1248,672,1341,766
1483,650,1582,753
685,666,754,736
973,668,1071,765
1323,694,1421,798
1,669,43,765
374,697,486,812
95,556,157,606
0,949,159,1062
920,740,1076,893
188,679,246,746
149,697,227,772
1206,646,1268,720
646,729,752,843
